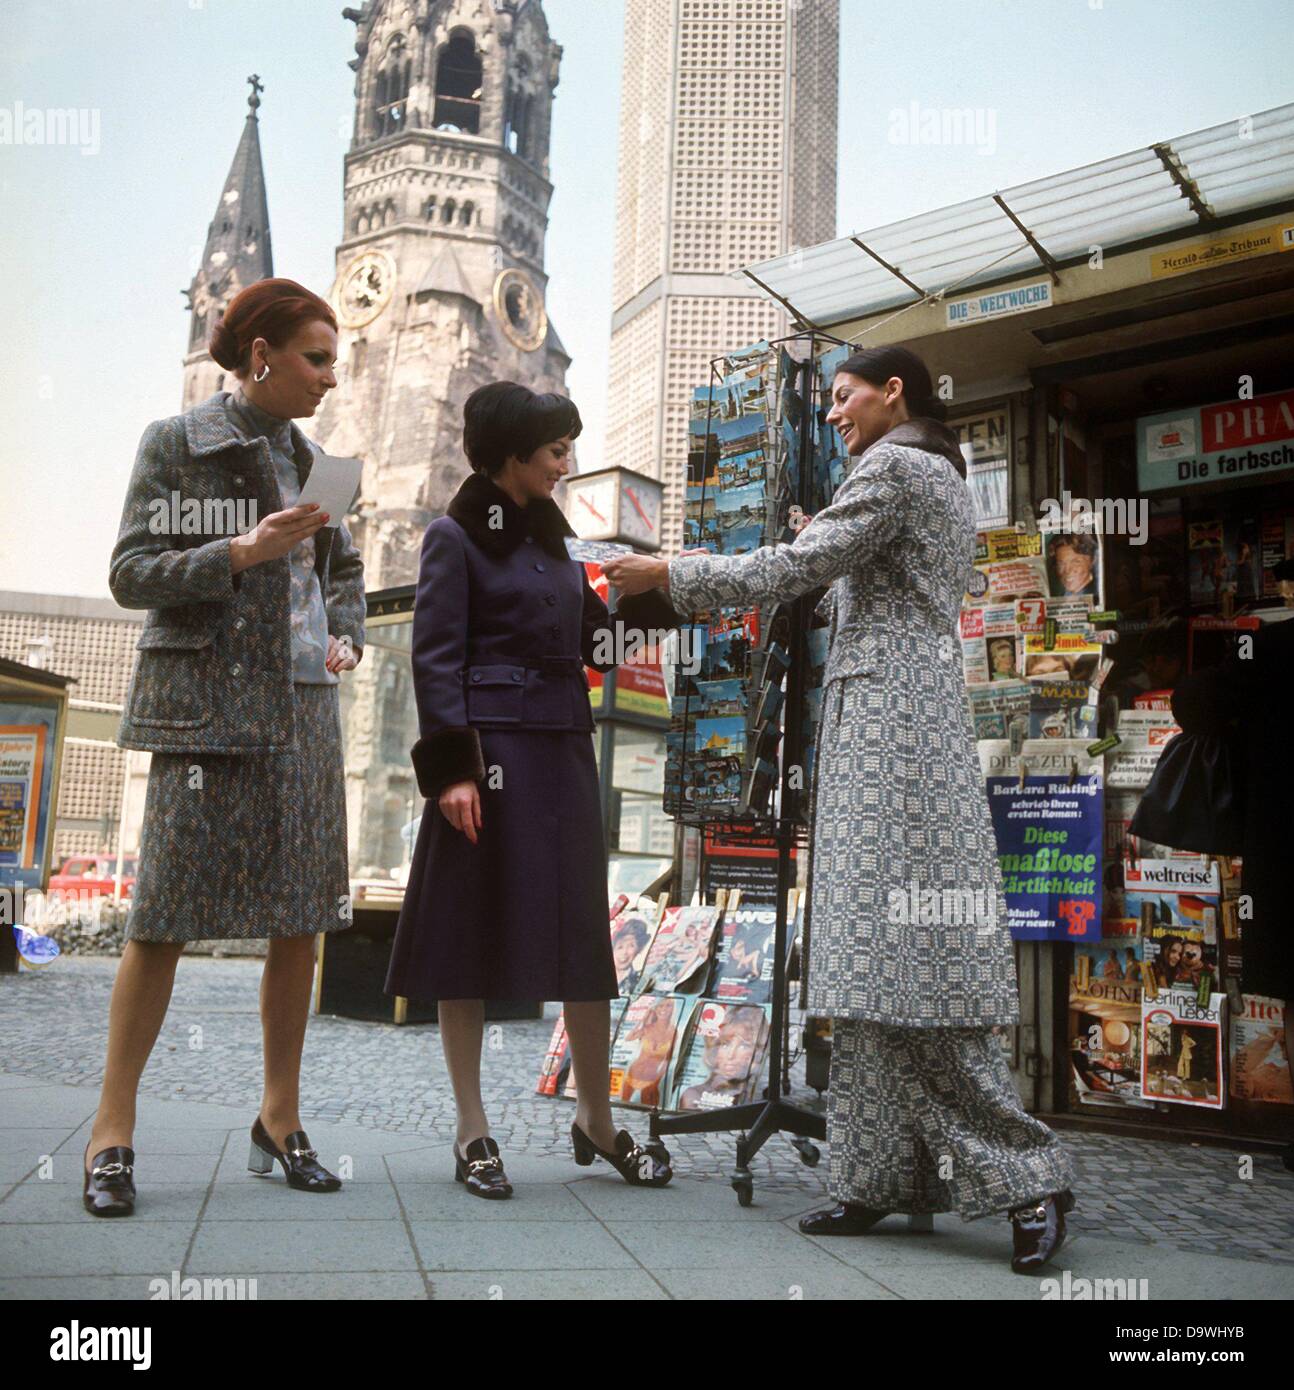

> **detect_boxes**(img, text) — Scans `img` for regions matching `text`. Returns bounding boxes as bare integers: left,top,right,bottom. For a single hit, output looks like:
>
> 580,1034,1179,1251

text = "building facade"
606,0,839,551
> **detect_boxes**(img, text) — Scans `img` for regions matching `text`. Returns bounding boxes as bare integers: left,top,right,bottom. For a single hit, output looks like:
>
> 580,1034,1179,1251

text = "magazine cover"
712,905,780,1003
1069,953,1150,1109
1126,859,1221,992
609,906,660,997
1229,995,1293,1105
959,602,1021,684
666,999,772,1111
640,904,722,993
609,993,696,1108
965,526,1048,604
535,1012,570,1097
1140,989,1225,1108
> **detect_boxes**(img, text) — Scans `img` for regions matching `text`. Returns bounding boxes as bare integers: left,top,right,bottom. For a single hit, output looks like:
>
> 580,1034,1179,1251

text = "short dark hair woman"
83,278,366,1216
385,380,679,1197
606,344,1077,1273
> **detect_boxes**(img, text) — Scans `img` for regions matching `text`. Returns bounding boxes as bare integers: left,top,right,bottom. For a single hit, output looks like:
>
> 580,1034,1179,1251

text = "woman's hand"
325,634,359,674
602,553,668,596
230,503,330,572
438,779,482,844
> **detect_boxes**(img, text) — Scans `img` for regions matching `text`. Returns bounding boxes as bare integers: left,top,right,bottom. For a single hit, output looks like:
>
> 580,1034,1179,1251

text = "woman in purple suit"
386,381,679,1198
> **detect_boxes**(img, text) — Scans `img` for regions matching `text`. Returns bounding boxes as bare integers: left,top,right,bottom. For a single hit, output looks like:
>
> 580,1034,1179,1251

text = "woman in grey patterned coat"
82,279,366,1218
605,346,1076,1273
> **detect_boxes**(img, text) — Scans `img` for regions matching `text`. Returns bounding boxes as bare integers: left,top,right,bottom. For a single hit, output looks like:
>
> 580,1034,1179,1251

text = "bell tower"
315,0,571,591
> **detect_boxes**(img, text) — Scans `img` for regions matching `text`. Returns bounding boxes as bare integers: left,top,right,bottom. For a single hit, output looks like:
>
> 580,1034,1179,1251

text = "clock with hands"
563,467,663,552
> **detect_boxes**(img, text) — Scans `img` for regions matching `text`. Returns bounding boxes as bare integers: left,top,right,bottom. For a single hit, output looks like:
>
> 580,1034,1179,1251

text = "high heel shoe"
570,1121,671,1187
83,1143,136,1217
247,1117,341,1192
453,1136,513,1199
798,1202,890,1236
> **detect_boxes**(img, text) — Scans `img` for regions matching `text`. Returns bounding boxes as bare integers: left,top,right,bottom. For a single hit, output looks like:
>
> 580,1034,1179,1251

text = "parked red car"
48,855,139,902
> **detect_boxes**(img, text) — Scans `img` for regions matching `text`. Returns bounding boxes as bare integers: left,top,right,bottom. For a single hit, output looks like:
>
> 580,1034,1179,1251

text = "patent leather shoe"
1010,1189,1075,1273
571,1122,671,1187
247,1117,341,1192
83,1144,136,1217
798,1202,890,1236
453,1136,513,1199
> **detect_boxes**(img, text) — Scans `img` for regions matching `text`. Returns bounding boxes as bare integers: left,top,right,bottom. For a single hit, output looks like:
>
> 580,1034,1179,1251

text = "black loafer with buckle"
453,1136,513,1199
83,1144,136,1217
247,1117,341,1192
798,1202,890,1236
570,1122,672,1187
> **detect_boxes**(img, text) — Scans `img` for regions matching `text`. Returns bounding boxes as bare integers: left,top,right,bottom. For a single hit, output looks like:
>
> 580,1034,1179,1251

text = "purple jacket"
409,470,680,800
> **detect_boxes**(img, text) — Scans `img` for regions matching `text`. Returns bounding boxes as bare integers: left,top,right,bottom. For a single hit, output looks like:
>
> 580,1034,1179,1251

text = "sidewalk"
3,1071,1292,1300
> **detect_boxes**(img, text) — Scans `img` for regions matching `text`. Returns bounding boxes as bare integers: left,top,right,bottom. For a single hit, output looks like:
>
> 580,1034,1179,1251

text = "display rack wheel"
791,1138,820,1167
731,1168,754,1207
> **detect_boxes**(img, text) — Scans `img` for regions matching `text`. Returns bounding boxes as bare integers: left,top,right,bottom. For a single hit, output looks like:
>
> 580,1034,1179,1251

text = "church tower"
316,0,571,881
315,0,571,591
181,76,274,410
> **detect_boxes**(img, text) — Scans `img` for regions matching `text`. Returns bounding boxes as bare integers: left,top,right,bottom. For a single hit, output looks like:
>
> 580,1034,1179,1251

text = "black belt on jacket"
480,653,585,670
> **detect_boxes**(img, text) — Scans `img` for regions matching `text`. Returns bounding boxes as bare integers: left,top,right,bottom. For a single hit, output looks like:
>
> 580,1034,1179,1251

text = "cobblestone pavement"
4,957,1293,1266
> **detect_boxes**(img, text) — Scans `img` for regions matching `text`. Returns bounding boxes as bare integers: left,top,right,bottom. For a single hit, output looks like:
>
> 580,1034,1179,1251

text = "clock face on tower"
334,249,396,329
492,267,548,352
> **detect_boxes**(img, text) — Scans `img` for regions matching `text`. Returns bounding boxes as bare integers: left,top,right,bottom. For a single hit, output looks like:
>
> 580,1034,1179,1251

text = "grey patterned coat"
109,392,366,755
668,418,1018,1027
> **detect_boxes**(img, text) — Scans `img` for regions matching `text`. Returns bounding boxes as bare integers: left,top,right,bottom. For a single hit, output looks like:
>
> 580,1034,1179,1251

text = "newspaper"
1105,709,1183,790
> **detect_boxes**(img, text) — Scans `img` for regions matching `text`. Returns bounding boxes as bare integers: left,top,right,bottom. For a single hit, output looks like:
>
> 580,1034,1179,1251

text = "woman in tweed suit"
82,279,365,1217
606,346,1076,1273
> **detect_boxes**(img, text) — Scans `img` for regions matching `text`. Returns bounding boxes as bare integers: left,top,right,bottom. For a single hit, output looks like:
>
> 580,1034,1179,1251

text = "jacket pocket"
823,631,879,685
464,663,526,724
127,628,215,728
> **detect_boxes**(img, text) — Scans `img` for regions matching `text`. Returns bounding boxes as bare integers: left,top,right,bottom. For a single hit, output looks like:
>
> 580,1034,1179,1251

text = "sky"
1,0,1290,599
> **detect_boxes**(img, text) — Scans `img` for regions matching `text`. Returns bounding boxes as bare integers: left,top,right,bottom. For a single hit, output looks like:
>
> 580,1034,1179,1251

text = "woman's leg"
87,939,187,1159
907,1025,1075,1220
564,999,620,1151
437,999,490,1151
258,935,319,1148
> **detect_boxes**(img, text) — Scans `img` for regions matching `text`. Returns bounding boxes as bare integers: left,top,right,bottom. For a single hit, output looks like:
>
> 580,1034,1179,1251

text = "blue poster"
984,741,1103,942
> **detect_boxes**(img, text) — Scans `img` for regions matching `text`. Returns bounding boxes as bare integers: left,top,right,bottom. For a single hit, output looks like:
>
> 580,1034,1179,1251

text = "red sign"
1200,389,1294,451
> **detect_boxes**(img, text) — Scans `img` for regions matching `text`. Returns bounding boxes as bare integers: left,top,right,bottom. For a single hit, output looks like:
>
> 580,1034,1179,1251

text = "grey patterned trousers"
828,1020,1076,1220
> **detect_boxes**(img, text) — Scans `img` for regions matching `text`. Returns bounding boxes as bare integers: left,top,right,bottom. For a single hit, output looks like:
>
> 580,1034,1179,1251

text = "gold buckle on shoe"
92,1162,133,1178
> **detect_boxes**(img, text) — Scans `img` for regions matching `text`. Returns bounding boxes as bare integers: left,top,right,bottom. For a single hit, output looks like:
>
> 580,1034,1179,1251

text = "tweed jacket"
110,392,366,755
667,418,1019,1027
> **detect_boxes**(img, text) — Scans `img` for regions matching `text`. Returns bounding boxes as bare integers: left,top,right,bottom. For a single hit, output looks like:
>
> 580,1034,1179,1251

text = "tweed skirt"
126,683,350,943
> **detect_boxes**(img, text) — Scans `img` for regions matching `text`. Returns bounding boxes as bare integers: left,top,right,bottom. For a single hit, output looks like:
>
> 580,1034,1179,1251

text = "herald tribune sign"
1137,388,1294,493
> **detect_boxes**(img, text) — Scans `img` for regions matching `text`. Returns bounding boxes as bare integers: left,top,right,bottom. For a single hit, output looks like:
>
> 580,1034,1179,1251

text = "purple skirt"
385,728,618,1003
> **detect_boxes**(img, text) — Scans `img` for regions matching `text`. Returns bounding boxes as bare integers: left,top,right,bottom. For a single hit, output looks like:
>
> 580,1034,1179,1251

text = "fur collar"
876,416,966,475
446,469,576,561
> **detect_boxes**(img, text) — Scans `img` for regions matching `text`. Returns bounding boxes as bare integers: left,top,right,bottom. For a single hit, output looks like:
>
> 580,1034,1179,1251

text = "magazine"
609,993,695,1108
1125,858,1221,993
965,527,1048,603
965,678,1031,743
609,904,663,997
536,1012,570,1097
1105,709,1182,791
712,905,780,1004
959,602,1021,684
1069,953,1150,1109
640,904,722,994
1229,995,1293,1104
1140,989,1225,1109
666,999,772,1111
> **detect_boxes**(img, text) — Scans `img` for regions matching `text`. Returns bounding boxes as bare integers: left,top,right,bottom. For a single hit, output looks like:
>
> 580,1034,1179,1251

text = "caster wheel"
792,1139,821,1168
732,1177,754,1207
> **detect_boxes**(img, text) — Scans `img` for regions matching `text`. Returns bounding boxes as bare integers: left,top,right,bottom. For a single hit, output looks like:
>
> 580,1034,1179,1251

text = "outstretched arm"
666,444,910,614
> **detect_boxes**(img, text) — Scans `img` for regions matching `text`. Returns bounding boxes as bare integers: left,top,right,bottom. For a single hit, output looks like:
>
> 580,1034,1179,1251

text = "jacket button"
230,663,243,676
549,625,559,636
534,562,545,572
233,475,244,485
471,672,482,682
545,594,556,605
511,672,522,682
233,617,246,631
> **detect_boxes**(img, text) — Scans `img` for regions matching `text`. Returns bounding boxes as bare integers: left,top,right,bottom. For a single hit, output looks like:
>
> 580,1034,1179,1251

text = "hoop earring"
253,363,270,383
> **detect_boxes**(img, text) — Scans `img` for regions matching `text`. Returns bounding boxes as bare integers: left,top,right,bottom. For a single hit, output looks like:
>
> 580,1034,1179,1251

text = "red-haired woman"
83,279,366,1216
